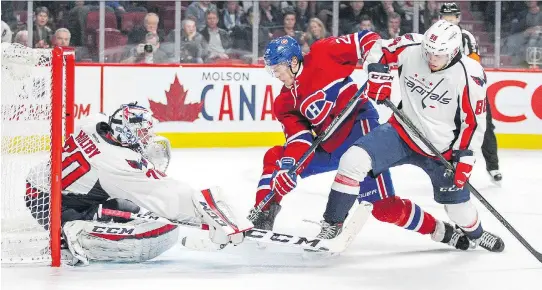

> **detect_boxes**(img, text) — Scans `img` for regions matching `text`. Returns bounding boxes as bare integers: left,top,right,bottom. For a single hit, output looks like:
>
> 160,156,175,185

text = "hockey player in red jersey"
249,33,470,250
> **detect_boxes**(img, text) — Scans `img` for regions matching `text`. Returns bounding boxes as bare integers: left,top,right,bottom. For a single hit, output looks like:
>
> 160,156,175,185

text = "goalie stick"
100,202,372,253
384,99,542,263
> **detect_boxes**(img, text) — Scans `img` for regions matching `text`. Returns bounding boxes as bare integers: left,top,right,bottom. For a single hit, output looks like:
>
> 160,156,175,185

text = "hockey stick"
384,99,542,263
247,83,367,222
99,207,359,253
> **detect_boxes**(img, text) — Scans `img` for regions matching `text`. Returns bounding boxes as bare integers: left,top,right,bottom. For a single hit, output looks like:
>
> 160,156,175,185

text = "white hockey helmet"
109,102,155,150
421,20,462,69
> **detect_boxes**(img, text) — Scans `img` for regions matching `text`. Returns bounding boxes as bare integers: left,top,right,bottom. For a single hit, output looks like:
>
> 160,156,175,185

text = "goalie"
25,103,251,265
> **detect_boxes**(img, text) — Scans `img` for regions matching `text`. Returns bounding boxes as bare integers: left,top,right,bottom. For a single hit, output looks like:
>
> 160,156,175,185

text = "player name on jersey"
72,130,101,158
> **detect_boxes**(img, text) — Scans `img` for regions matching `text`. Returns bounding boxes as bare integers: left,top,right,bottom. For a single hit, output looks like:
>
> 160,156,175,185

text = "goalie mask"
109,103,155,151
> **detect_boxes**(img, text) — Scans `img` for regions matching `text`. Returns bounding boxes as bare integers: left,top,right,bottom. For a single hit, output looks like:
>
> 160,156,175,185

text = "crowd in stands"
1,1,541,67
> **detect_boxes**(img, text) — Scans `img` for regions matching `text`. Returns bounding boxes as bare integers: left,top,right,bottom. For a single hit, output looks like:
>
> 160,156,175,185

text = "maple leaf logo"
149,75,203,122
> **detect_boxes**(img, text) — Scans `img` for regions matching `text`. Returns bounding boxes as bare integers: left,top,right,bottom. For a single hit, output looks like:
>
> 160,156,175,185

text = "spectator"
393,1,423,33
1,2,17,31
200,9,232,62
302,17,329,53
66,0,86,46
424,0,440,32
511,1,542,35
54,28,71,46
14,30,29,46
230,7,271,58
179,19,207,63
2,20,12,43
340,1,376,34
33,7,53,48
359,15,374,31
259,1,282,29
128,13,165,44
504,1,542,65
106,1,125,13
294,1,312,31
186,1,217,31
272,9,304,44
122,32,168,64
220,1,243,31
379,12,402,39
370,0,395,32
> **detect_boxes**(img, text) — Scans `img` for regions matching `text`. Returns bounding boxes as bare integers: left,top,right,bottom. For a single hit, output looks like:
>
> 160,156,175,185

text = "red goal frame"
50,46,75,266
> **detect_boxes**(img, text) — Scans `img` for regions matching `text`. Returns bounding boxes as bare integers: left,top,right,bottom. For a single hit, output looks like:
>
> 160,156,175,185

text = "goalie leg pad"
192,187,253,245
372,196,436,235
62,219,179,264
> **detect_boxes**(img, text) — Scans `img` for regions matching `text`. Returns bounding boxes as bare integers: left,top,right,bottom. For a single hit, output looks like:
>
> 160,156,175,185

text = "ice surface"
2,148,541,290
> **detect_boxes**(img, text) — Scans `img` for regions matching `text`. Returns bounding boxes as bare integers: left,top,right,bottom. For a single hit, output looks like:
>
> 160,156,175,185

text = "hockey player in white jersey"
25,103,252,265
328,20,505,252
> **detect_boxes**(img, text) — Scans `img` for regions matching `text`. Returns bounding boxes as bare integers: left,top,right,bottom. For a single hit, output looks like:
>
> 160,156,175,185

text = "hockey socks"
372,196,437,235
323,189,359,224
444,201,483,239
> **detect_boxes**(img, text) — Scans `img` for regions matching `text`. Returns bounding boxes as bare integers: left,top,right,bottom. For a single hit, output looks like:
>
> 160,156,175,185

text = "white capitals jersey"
27,114,196,221
363,33,487,159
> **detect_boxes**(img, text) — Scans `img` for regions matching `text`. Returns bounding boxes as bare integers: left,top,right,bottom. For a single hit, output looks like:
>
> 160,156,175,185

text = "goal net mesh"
1,43,67,264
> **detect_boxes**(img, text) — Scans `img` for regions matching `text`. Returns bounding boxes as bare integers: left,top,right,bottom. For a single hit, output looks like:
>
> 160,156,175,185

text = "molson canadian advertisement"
73,64,542,149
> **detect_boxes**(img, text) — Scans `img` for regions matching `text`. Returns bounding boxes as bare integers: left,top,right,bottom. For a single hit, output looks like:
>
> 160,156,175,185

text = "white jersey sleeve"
452,58,487,153
61,117,197,221
362,33,424,73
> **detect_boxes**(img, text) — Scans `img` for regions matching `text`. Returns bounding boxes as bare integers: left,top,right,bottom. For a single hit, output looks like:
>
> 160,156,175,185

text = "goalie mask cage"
1,43,74,266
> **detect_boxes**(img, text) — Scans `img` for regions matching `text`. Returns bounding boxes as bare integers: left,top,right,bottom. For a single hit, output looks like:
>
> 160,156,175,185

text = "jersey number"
335,35,351,44
146,169,166,179
61,137,91,190
475,99,487,115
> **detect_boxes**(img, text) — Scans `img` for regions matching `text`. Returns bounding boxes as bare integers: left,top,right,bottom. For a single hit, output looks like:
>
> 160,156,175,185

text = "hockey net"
1,43,74,266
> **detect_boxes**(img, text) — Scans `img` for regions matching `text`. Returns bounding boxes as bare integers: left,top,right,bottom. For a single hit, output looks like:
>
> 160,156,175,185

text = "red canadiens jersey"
273,30,380,170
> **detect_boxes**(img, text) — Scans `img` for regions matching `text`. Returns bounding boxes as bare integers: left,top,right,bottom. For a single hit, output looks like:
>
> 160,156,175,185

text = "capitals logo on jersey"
126,158,148,170
470,71,487,87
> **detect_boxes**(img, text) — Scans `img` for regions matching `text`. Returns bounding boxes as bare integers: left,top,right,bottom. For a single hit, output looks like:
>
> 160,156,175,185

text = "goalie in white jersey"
329,20,505,252
25,103,252,265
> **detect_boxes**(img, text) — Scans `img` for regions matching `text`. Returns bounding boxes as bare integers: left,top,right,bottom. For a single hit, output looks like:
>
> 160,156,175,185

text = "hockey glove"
452,150,475,189
365,63,393,104
271,157,298,196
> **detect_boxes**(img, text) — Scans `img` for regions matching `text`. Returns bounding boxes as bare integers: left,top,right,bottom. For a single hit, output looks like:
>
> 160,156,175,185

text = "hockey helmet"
439,2,461,24
264,36,303,76
422,20,462,69
109,102,155,150
439,2,461,15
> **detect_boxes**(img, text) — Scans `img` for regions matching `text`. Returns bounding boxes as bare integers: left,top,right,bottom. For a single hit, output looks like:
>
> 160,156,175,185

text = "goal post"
1,43,75,266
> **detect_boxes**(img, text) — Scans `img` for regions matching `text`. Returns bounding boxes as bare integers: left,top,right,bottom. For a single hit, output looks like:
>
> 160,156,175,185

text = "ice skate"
431,221,470,250
250,202,281,231
488,170,503,185
471,231,505,252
